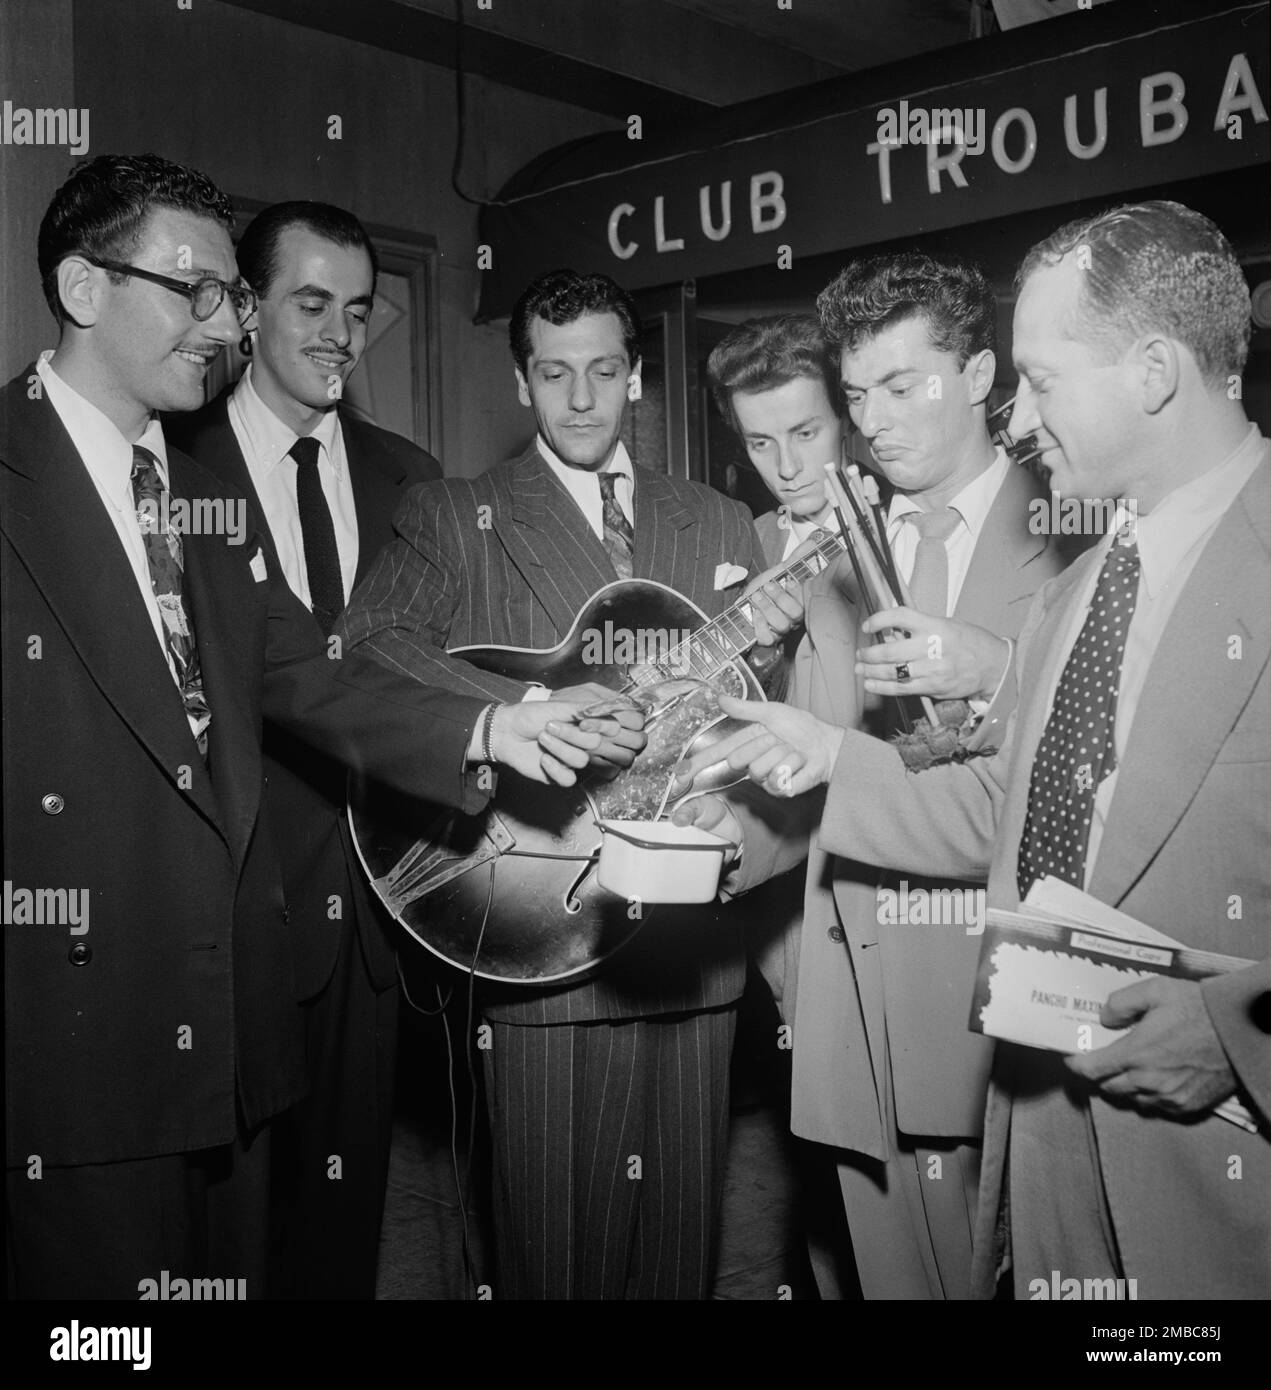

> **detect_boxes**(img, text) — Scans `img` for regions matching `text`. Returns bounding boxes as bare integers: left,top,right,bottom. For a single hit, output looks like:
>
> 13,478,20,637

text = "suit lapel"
342,415,410,590
169,448,262,865
492,445,614,634
1,380,227,843
631,465,698,592
1089,466,1271,908
754,508,786,568
955,463,1050,630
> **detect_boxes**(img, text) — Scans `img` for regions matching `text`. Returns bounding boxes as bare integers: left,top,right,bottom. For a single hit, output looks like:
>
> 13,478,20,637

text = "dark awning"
477,0,1269,320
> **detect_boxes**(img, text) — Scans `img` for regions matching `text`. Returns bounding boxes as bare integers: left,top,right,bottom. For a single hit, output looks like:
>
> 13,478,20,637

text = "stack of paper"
971,877,1257,1132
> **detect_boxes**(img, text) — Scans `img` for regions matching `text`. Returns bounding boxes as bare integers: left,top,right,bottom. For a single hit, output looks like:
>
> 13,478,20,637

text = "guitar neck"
633,527,845,687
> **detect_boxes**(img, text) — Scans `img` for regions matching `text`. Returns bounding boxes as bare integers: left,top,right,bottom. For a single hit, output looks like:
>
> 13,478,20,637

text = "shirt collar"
37,351,170,501
887,444,1009,538
536,434,634,489
1126,424,1267,600
232,365,344,476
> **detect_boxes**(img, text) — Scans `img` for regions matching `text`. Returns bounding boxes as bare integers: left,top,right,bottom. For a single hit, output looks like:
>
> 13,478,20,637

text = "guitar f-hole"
563,859,597,915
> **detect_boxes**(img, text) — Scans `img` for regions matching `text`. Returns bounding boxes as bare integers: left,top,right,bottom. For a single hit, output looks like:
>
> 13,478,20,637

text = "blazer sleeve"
1201,959,1271,1124
259,538,492,814
337,481,529,703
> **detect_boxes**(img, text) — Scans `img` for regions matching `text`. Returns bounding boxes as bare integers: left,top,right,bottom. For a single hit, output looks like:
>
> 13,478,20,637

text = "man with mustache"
2,156,636,1299
701,276,1066,1299
169,201,441,1298
680,202,1271,1299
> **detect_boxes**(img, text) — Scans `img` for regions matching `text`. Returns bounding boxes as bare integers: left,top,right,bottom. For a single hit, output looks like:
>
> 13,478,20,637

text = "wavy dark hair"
509,268,642,373
706,314,839,433
817,250,997,368
38,153,234,325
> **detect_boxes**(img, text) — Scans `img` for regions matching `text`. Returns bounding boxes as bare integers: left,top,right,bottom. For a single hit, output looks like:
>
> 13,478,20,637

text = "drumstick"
824,463,939,728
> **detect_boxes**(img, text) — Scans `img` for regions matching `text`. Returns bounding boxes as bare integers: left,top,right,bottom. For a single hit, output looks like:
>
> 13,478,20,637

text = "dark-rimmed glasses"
83,255,257,326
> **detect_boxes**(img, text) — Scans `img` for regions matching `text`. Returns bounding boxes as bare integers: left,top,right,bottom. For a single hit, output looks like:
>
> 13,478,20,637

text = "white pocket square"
249,549,268,583
714,562,748,590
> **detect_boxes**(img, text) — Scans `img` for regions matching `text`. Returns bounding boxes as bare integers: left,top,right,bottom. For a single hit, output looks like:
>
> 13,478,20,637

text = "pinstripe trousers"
482,1007,737,1299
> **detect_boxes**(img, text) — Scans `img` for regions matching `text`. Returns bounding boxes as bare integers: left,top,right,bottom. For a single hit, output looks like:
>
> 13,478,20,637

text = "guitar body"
350,580,764,984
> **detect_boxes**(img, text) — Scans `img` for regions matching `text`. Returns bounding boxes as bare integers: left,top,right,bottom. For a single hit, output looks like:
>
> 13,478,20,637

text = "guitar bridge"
374,810,517,915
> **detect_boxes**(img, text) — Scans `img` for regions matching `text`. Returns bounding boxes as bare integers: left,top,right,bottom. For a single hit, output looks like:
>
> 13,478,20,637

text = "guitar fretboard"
626,527,845,690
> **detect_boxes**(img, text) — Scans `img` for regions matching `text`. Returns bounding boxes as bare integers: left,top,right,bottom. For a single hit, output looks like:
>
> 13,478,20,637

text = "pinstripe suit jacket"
339,440,776,1023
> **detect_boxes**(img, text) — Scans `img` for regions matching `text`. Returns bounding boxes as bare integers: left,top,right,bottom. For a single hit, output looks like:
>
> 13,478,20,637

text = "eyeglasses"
83,255,258,326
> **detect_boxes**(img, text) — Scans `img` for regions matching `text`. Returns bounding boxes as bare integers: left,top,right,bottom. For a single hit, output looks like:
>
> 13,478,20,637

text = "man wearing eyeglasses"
1,153,644,1299
167,202,442,1300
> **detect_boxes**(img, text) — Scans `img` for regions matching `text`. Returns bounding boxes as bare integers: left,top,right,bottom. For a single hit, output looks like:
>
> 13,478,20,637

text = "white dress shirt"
536,434,635,536
886,445,1012,612
227,365,359,609
1039,426,1266,887
779,502,843,562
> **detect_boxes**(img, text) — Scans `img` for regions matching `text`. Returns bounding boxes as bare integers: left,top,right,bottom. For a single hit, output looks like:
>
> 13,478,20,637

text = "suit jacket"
815,448,1271,1298
2,369,488,1168
338,440,779,1024
167,390,441,1000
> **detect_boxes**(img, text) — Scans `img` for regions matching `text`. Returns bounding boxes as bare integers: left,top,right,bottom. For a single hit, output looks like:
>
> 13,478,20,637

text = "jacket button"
41,793,65,815
827,925,846,944
68,942,92,966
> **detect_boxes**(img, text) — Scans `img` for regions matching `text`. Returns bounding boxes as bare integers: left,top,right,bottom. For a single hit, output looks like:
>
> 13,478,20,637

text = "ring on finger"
896,662,911,682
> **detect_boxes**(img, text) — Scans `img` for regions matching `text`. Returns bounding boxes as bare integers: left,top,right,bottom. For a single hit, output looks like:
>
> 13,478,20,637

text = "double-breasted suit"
167,387,442,1297
339,440,786,1297
2,368,486,1297
816,445,1271,1299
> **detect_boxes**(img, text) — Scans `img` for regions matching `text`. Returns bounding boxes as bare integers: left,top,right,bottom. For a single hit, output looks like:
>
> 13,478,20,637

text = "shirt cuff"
521,684,552,702
971,637,1014,717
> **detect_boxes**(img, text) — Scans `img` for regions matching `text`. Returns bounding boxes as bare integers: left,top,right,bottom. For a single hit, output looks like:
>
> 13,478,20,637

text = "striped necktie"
598,470,635,581
131,445,211,755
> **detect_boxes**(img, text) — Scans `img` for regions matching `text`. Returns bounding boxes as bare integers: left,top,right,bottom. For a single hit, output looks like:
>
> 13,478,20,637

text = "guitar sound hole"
563,860,595,915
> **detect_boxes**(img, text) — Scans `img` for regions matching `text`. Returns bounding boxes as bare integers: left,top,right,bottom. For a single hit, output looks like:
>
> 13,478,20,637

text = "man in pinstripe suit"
339,269,802,1299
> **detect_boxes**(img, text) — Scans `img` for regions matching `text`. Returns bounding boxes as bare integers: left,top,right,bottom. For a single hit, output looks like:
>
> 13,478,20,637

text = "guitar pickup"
374,810,518,913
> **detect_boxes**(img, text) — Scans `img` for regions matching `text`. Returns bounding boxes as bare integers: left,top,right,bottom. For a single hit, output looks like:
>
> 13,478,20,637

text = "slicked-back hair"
236,201,378,302
1015,200,1251,385
706,314,840,434
38,153,235,325
817,250,997,370
510,268,642,374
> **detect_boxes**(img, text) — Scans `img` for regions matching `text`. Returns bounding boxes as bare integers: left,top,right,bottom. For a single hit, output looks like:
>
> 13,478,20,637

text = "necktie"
598,470,635,581
904,507,961,616
291,435,345,636
131,445,211,755
1016,531,1141,900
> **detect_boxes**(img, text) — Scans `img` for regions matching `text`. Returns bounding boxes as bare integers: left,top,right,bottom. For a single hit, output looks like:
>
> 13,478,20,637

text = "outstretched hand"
670,694,844,801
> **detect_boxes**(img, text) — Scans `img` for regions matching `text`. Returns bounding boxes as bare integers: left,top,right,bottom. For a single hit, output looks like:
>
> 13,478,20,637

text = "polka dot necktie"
131,445,212,756
1016,530,1140,900
598,470,634,581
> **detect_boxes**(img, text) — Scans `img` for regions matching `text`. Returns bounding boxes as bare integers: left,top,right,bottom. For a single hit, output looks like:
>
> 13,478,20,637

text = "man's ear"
1137,334,1180,416
966,348,996,408
515,366,531,408
56,256,102,329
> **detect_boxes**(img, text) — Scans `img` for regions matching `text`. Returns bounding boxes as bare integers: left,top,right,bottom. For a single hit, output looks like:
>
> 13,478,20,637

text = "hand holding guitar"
744,550,813,648
672,694,844,800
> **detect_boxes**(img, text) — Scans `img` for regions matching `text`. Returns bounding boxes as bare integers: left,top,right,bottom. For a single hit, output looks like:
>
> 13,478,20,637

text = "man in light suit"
339,268,801,1299
168,202,441,1299
680,202,1271,1300
2,156,641,1299
700,279,1067,1299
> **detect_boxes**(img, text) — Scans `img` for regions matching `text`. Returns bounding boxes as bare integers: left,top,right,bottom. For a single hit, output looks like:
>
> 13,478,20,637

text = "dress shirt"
536,434,635,537
227,365,359,609
1038,426,1266,888
36,352,201,737
886,445,1012,612
780,502,843,561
